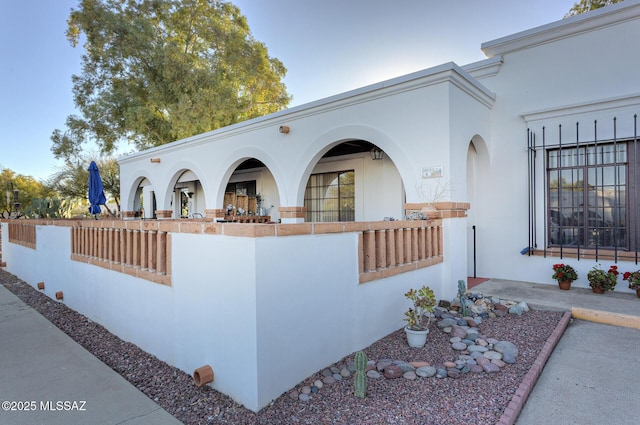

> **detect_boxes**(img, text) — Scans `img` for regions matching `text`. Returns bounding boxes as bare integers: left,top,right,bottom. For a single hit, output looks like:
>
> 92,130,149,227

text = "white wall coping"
521,92,640,123
118,62,495,164
481,0,640,58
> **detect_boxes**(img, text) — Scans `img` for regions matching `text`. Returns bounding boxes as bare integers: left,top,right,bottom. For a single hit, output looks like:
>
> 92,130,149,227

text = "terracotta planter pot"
37,282,45,290
55,291,64,300
193,365,214,387
557,280,571,290
592,286,605,294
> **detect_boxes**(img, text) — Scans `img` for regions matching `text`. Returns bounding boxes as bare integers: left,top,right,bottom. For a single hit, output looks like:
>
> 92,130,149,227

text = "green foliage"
353,351,367,398
0,167,55,217
457,280,468,317
23,198,67,219
403,285,436,331
587,264,618,291
52,0,291,161
354,351,368,371
47,155,120,217
565,0,624,18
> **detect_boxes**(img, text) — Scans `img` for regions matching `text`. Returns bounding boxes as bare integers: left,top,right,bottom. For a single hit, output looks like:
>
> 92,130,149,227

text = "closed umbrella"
88,161,107,217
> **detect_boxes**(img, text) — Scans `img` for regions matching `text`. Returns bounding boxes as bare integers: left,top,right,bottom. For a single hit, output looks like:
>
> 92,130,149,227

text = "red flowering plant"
623,270,640,290
587,264,618,291
551,263,578,282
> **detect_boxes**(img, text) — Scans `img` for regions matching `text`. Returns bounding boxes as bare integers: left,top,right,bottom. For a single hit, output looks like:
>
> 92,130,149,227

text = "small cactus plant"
354,351,367,398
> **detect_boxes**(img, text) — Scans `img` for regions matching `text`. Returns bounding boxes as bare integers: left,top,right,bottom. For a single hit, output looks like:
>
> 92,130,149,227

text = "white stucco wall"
1,221,452,411
467,1,640,291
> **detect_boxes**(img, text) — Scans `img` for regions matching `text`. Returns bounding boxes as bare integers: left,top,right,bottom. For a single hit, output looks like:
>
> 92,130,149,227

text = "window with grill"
547,143,628,249
304,170,355,222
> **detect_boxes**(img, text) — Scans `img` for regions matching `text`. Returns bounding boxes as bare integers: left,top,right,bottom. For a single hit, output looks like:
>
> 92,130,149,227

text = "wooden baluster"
386,229,396,268
363,230,376,272
375,229,386,270
395,228,404,265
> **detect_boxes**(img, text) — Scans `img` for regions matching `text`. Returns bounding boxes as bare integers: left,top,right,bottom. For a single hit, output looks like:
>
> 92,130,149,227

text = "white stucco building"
3,1,640,412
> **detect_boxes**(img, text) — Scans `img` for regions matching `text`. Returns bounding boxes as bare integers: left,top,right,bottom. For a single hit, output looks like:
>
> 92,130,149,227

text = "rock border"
496,310,572,425
288,296,531,403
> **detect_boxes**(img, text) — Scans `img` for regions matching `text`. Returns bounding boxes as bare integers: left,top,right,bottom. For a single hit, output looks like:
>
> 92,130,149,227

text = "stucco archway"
466,134,490,278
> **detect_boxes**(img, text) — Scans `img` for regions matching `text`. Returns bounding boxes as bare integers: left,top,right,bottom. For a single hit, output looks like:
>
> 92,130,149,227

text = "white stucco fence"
1,221,460,411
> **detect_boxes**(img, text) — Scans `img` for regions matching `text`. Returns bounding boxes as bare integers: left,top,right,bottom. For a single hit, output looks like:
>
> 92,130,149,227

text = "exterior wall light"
279,125,290,134
370,147,384,160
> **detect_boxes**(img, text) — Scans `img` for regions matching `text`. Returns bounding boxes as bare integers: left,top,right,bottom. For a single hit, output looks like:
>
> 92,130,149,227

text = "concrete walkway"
473,279,640,425
0,283,181,425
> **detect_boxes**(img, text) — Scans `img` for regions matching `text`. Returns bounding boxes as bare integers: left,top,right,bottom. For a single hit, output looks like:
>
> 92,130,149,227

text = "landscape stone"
437,318,458,328
452,341,467,351
366,370,381,379
384,365,403,379
396,363,416,372
494,341,519,358
482,363,501,373
403,371,417,380
322,376,336,384
502,352,517,364
483,350,503,361
468,345,488,353
416,366,437,377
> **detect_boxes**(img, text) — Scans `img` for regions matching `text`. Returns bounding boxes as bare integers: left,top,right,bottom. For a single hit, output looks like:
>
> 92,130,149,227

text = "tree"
0,167,56,217
52,0,291,161
47,156,121,216
565,0,624,17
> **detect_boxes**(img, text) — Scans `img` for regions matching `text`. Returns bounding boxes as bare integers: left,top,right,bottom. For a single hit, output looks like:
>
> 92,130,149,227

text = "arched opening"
171,170,205,218
303,139,404,222
222,158,279,222
466,135,490,281
127,176,155,219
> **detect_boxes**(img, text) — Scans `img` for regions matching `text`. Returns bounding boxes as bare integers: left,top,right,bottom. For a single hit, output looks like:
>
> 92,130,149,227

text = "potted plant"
623,270,640,298
587,264,618,294
552,263,578,290
403,285,436,348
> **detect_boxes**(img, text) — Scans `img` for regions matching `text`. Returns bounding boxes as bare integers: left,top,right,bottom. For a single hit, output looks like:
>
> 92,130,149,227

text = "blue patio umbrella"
88,161,107,216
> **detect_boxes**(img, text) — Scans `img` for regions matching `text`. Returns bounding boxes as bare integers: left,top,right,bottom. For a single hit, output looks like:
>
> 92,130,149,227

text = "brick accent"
279,206,306,219
205,209,224,219
530,246,639,262
155,209,173,219
121,210,137,219
10,217,450,287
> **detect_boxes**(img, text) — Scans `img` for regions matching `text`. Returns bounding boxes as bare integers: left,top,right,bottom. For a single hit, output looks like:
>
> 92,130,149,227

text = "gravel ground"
0,270,564,425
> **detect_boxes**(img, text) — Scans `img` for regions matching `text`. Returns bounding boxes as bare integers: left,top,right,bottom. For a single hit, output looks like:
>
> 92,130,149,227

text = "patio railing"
71,223,171,286
8,222,36,249
3,217,448,287
358,220,443,283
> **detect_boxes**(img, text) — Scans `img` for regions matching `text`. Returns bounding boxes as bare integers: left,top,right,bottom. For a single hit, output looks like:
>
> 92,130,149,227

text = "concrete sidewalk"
0,283,181,425
473,279,640,425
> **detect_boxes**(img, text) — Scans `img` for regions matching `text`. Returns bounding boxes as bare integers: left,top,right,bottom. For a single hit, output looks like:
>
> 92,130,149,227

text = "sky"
0,0,577,182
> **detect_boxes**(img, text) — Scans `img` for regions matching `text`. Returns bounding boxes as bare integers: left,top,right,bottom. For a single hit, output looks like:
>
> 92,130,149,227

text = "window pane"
548,143,627,249
304,170,355,222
